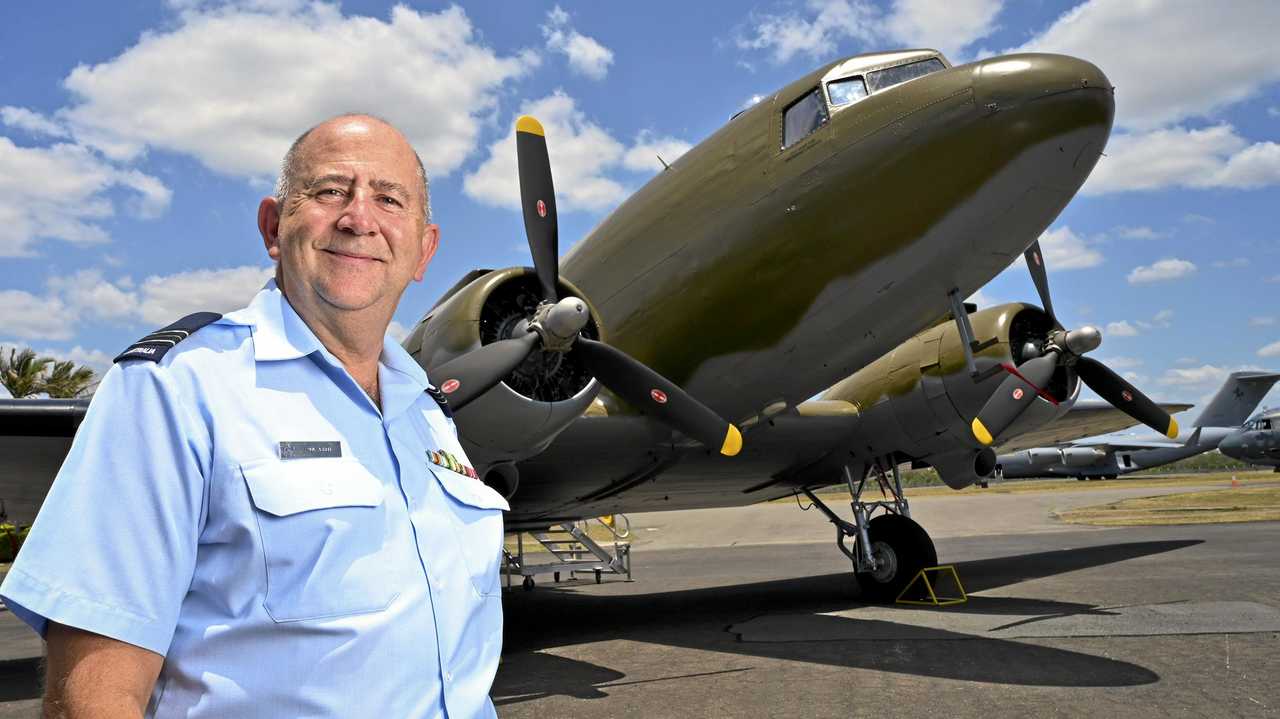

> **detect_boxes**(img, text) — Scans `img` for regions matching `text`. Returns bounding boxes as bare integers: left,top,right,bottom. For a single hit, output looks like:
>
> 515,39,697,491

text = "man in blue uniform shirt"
0,114,509,717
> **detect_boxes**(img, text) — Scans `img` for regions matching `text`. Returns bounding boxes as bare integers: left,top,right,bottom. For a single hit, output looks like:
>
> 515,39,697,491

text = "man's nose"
336,193,378,236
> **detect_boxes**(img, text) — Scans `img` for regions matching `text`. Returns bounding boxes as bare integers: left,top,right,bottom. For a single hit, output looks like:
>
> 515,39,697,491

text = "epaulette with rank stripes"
114,312,223,364
426,385,453,419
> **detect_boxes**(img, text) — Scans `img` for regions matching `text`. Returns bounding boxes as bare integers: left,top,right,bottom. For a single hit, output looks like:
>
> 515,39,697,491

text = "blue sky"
2,0,1278,419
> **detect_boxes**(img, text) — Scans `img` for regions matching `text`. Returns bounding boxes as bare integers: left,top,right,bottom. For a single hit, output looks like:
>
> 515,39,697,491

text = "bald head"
275,114,431,222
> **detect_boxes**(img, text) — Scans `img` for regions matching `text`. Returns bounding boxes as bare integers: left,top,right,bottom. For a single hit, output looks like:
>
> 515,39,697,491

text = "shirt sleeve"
0,359,210,655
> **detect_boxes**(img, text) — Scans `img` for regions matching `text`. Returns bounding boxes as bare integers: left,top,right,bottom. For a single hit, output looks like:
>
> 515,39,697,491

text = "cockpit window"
865,58,946,93
782,88,828,149
827,76,868,107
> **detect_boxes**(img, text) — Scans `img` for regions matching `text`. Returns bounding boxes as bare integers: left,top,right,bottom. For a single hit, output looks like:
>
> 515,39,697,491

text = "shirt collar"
222,280,432,398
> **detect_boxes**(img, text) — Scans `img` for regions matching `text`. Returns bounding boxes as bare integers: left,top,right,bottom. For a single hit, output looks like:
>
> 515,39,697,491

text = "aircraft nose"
971,53,1114,128
1218,432,1245,459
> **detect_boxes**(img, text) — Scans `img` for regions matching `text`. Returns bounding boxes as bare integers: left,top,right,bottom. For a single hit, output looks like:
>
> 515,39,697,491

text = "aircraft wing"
995,400,1193,454
507,409,862,527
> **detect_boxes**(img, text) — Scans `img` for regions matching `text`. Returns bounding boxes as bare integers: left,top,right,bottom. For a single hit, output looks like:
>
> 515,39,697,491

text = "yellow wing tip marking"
971,418,994,446
516,115,545,136
1166,418,1179,439
721,424,743,457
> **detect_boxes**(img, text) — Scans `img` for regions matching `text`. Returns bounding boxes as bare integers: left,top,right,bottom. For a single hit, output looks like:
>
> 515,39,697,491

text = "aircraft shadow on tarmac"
0,658,40,703
494,540,1203,703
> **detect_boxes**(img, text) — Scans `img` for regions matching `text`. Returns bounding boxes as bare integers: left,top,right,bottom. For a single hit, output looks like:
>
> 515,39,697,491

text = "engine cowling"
402,267,605,465
822,303,1081,489
1059,447,1106,466
922,448,998,490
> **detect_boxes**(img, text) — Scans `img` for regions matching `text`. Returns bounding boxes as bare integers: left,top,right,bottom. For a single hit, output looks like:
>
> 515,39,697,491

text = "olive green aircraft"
1,48,1165,600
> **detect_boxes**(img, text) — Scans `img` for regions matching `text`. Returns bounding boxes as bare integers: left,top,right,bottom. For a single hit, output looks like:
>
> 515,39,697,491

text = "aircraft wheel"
1105,474,1118,480
854,514,937,603
522,576,535,592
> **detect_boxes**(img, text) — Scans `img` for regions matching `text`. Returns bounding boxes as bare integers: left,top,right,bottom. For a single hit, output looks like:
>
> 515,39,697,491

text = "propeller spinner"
971,240,1178,446
429,116,743,457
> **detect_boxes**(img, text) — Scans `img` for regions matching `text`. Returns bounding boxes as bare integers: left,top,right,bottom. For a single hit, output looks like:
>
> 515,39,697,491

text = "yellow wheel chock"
895,565,967,606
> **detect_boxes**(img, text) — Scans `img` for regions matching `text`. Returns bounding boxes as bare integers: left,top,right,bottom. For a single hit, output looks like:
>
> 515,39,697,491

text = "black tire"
522,576,535,592
1105,474,1118,480
854,514,937,603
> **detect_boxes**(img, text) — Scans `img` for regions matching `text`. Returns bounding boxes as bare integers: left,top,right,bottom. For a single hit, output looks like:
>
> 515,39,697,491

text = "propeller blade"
515,116,560,303
971,354,1058,445
1024,240,1057,325
429,332,541,412
575,339,742,456
1075,356,1179,439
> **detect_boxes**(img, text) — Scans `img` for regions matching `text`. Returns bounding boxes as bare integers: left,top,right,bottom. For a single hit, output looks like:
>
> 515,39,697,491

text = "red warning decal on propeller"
441,379,461,394
650,389,668,404
1121,390,1134,402
537,200,547,218
1012,388,1025,400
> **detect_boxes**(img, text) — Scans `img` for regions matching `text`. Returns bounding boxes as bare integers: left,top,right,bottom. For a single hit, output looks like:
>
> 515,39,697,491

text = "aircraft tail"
1194,371,1280,428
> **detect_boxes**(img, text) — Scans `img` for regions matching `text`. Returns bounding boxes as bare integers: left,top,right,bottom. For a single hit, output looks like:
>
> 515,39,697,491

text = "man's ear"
413,223,440,282
259,197,282,260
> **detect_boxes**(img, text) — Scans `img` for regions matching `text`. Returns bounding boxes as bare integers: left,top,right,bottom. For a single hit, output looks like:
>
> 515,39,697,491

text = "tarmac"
1,479,1277,717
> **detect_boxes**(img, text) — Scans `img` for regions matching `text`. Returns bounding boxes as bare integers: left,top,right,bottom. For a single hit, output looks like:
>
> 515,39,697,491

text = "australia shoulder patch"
114,312,223,363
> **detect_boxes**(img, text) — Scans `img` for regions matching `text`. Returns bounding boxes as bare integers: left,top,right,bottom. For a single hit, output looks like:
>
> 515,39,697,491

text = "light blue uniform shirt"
1,282,509,718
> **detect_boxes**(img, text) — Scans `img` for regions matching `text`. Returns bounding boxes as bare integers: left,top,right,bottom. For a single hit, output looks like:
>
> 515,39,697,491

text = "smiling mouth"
323,249,382,263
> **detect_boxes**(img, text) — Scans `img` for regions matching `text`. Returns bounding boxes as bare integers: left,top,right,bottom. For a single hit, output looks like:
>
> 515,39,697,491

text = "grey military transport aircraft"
991,372,1280,480
1,48,1166,600
1219,407,1280,469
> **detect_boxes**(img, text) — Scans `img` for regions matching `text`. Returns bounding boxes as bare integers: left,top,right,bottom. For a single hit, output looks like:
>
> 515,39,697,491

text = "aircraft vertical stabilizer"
1194,371,1280,428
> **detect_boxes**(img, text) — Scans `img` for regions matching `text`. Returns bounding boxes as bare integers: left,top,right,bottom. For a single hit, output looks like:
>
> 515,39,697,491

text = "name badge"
278,441,342,460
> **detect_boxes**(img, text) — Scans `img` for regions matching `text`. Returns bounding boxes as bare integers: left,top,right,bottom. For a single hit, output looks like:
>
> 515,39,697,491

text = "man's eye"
378,196,404,208
317,188,344,198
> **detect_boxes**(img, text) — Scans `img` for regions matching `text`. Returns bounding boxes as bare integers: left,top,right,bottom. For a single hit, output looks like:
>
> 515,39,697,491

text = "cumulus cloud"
1038,226,1102,270
542,6,614,80
1127,258,1196,285
1105,320,1138,337
59,3,533,180
0,137,171,257
1159,363,1264,387
464,92,693,213
1101,356,1142,370
1211,258,1250,269
1113,225,1165,240
1,106,69,139
0,265,271,341
1084,125,1280,195
621,131,693,172
737,0,1001,65
1259,341,1280,359
1012,2,1280,130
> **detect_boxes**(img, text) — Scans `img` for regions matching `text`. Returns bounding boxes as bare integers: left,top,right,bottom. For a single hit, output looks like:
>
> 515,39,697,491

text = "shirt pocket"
430,466,508,597
241,457,400,622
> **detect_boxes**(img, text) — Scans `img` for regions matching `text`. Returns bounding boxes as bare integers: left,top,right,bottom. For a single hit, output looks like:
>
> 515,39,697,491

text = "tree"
42,360,96,398
0,348,98,399
1,348,52,398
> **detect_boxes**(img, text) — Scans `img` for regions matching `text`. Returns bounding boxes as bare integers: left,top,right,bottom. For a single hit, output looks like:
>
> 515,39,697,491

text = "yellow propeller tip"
1166,418,1179,440
971,418,994,446
516,115,544,136
720,424,743,457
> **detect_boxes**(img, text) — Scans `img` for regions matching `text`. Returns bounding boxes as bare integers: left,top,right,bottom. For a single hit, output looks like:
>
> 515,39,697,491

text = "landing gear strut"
802,460,937,602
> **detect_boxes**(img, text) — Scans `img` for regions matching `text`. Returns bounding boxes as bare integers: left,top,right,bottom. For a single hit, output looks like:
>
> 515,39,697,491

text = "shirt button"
444,671,453,683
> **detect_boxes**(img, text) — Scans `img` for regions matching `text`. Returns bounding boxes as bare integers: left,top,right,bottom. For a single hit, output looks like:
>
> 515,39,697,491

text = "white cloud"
1105,321,1138,337
1175,357,1199,366
1102,356,1142,370
1121,371,1148,386
1211,257,1250,269
135,266,274,325
1038,226,1102,270
387,321,410,343
0,138,171,257
1127,258,1196,285
736,0,1001,65
0,290,73,340
59,3,533,179
742,94,767,110
1151,309,1174,326
622,131,693,173
1159,363,1265,388
965,288,999,308
1084,125,1280,195
34,345,114,373
1250,316,1276,327
47,270,137,321
1113,225,1165,240
1259,341,1280,359
542,6,614,80
464,92,691,213
1,106,69,138
1012,2,1280,130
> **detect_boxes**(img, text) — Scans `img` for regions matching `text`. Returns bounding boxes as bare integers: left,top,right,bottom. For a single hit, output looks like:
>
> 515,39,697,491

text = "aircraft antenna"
656,154,671,170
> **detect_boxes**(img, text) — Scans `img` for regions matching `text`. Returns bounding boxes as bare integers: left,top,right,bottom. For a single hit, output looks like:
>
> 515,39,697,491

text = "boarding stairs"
503,515,632,591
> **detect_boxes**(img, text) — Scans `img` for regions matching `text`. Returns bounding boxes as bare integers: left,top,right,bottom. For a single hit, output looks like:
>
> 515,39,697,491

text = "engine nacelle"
924,448,997,490
402,267,605,466
823,303,1080,467
1059,447,1106,466
1022,448,1065,467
